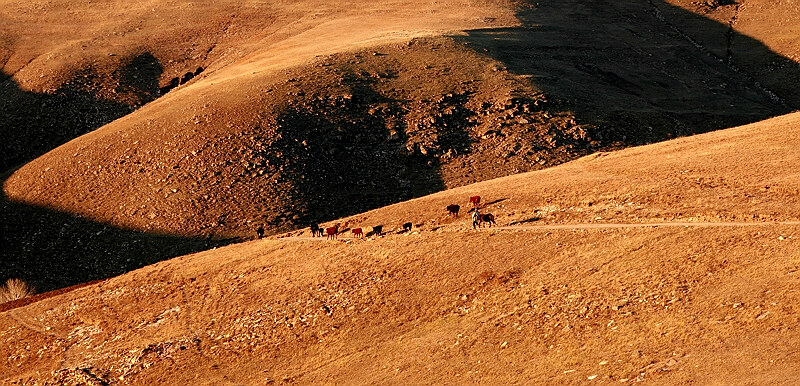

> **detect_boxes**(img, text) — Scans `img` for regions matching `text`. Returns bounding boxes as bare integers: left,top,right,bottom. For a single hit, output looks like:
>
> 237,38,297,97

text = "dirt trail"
494,220,800,231
276,220,800,241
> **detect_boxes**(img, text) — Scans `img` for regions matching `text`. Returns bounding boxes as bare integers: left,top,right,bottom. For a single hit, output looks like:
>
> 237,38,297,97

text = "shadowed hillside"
658,0,800,107
0,171,231,293
458,0,795,146
0,53,162,169
2,0,800,292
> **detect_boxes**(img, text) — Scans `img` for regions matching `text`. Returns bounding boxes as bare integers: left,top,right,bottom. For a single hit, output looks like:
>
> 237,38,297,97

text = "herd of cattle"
302,195,497,240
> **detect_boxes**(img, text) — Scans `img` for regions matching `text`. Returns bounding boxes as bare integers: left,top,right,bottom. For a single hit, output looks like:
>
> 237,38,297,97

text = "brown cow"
326,224,339,240
446,204,460,217
352,228,364,238
469,195,481,208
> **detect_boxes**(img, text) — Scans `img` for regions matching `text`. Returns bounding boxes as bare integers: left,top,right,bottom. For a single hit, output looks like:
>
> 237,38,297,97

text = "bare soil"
2,112,799,384
1,0,800,383
3,1,798,285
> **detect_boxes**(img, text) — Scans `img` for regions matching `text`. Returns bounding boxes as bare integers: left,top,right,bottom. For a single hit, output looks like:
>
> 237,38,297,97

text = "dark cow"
446,204,460,217
481,213,496,227
352,228,364,238
326,224,339,240
469,195,481,208
310,223,322,237
371,225,383,236
256,226,265,239
403,222,413,232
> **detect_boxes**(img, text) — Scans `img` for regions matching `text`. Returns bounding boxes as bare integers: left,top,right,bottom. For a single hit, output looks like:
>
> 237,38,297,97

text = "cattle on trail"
310,223,322,237
371,225,383,236
326,225,339,240
469,195,481,208
402,222,413,232
352,228,364,238
481,213,496,227
256,226,265,239
446,204,460,217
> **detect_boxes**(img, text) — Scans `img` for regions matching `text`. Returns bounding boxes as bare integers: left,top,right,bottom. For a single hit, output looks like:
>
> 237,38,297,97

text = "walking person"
472,208,482,229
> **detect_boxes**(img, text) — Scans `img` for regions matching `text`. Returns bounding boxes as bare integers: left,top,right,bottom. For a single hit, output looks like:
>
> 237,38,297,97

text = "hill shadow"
0,52,163,171
0,52,238,294
455,0,798,146
0,172,232,293
265,70,464,225
648,0,800,108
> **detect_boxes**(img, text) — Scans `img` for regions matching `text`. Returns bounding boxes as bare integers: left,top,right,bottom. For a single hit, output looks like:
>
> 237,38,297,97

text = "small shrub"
0,278,35,303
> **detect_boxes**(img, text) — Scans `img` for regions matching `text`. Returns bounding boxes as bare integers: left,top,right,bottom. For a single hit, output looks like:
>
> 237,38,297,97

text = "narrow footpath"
276,220,800,241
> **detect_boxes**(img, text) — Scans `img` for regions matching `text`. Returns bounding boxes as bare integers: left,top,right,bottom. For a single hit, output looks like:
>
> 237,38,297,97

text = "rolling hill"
2,111,799,383
2,0,800,382
3,0,797,241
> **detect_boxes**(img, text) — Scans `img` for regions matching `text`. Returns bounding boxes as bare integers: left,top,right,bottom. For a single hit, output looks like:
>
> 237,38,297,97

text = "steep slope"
0,0,520,169
657,0,800,107
4,0,795,240
2,112,799,384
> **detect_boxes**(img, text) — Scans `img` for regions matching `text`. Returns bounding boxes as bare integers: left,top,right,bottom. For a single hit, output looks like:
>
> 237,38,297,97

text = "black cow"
446,204,460,217
402,222,413,232
481,213,496,228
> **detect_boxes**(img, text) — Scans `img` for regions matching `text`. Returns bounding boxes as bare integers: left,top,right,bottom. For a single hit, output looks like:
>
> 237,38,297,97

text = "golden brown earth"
1,0,800,383
3,0,800,293
4,0,796,236
2,112,800,384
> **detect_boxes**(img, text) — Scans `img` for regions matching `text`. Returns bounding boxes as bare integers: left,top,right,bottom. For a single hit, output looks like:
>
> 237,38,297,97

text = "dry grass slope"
0,279,35,304
4,0,798,238
1,1,800,380
1,112,799,384
2,0,800,312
